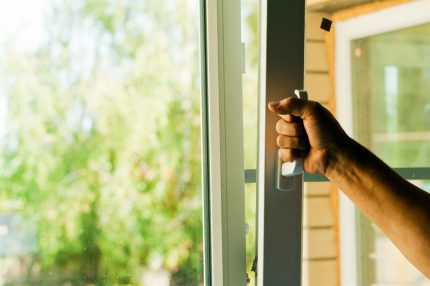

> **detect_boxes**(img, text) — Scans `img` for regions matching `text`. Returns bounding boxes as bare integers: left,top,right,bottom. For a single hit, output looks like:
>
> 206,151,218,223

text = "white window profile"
201,0,246,285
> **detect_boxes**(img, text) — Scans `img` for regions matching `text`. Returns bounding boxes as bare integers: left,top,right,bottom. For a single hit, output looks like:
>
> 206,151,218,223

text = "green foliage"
0,0,202,284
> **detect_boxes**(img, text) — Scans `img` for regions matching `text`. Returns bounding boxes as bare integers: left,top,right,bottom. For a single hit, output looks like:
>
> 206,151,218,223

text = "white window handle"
277,89,308,191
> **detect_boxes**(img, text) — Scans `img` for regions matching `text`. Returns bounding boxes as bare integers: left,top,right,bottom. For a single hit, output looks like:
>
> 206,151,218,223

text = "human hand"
268,97,350,176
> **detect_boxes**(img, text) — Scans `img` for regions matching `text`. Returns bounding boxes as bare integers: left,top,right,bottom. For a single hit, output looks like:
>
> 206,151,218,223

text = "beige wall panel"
306,42,329,72
305,72,331,103
306,11,329,41
303,228,337,259
302,260,338,286
304,182,331,196
304,196,335,227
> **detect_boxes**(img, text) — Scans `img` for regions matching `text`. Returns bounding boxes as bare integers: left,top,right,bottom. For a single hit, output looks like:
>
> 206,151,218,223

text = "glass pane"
0,1,204,285
241,0,259,285
352,23,430,168
242,0,259,171
351,23,430,285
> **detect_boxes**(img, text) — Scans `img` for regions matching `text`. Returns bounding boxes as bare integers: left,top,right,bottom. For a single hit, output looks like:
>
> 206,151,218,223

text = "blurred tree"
0,0,202,284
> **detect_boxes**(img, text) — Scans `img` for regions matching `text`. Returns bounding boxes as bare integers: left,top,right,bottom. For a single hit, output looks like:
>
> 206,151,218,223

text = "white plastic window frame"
200,0,246,285
335,1,430,284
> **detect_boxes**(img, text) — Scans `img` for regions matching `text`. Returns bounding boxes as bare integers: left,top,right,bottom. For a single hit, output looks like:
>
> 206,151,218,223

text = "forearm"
269,98,430,276
327,138,430,278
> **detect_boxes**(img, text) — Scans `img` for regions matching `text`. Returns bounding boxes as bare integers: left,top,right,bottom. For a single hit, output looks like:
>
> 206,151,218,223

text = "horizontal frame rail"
245,167,430,183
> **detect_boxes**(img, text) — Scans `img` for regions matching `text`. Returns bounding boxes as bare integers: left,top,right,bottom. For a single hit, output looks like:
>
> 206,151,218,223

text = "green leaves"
0,0,203,284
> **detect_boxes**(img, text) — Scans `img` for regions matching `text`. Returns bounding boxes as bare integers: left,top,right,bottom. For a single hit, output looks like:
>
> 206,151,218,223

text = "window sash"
201,0,246,285
256,0,306,285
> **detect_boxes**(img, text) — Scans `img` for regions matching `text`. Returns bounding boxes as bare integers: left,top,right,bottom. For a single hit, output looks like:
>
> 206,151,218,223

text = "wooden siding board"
306,42,329,72
304,182,332,196
303,228,337,259
306,72,331,102
302,260,338,286
304,196,335,227
306,11,330,41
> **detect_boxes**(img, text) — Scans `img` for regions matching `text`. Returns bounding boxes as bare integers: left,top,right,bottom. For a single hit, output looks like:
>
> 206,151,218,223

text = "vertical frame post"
257,0,305,285
204,0,246,285
199,0,212,284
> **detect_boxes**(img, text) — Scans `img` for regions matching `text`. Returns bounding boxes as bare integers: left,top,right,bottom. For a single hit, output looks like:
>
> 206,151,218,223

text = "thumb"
268,97,316,119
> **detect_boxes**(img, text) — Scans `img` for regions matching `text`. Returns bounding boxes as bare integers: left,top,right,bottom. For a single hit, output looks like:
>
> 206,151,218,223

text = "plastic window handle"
276,89,308,191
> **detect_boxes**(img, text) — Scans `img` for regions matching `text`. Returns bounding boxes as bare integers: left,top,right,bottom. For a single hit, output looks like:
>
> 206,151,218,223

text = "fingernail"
268,101,280,107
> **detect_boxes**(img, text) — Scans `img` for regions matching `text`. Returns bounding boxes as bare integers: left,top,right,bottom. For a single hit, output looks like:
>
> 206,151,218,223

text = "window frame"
201,0,246,285
256,0,306,285
335,1,430,284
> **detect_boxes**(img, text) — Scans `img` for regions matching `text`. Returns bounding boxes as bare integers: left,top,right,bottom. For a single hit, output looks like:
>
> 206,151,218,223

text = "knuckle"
309,100,322,115
286,114,295,122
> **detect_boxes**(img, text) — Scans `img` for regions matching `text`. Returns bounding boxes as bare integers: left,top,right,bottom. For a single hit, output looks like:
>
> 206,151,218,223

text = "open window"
4,0,428,285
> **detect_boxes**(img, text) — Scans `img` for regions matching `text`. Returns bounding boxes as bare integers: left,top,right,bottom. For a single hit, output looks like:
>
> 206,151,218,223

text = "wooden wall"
302,10,339,286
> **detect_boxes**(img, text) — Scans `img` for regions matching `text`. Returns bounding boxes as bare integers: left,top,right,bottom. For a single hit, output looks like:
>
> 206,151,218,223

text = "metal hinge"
247,255,258,284
251,255,258,276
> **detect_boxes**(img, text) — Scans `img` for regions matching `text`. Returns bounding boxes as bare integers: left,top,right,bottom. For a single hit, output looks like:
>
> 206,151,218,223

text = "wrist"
324,136,357,182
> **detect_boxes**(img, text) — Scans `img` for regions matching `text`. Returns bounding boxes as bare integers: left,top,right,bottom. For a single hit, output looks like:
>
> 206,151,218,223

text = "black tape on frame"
320,17,332,32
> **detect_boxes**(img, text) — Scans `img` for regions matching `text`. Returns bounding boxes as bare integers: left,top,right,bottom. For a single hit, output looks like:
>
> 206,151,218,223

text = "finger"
277,135,309,150
268,101,280,113
279,113,302,123
278,148,306,162
276,119,306,136
269,97,318,119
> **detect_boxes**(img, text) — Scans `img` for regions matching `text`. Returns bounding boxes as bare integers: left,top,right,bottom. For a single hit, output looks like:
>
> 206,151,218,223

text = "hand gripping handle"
276,89,308,191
